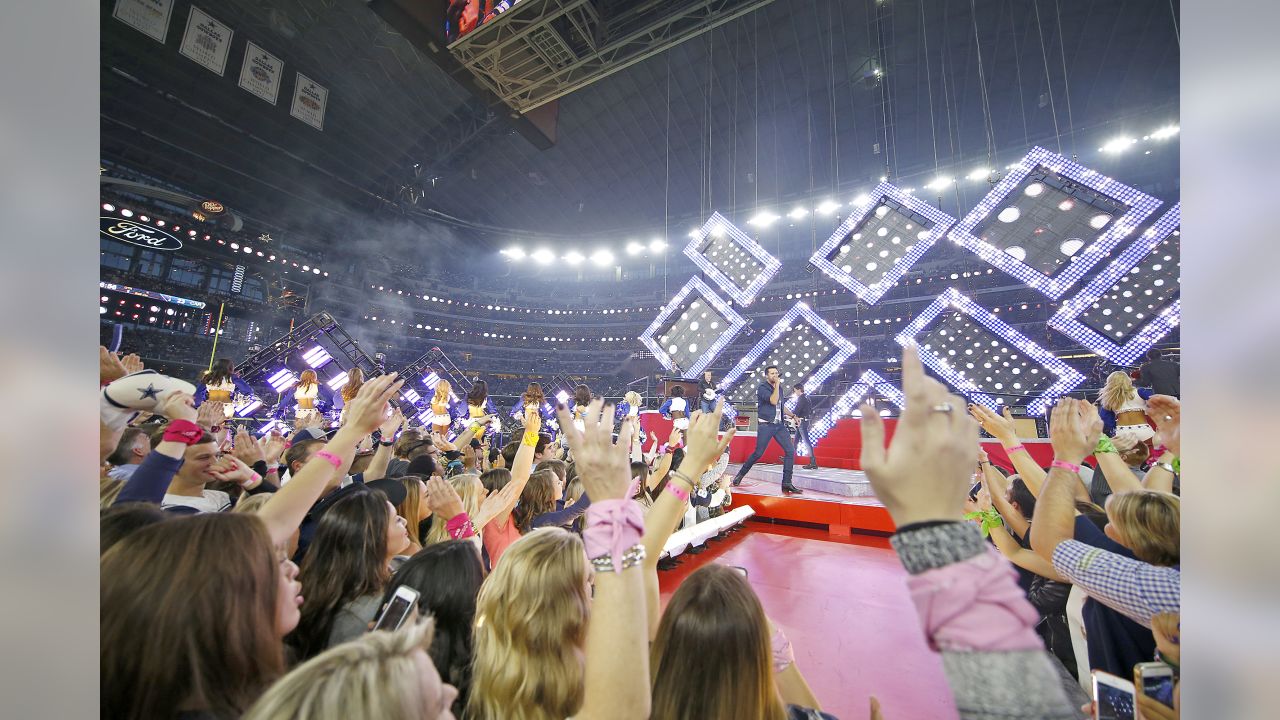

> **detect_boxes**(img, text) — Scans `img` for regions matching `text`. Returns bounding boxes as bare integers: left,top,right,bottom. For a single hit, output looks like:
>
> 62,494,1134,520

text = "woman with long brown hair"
197,357,252,418
295,369,321,423
651,564,830,720
396,475,430,555
287,488,411,660
101,513,301,720
338,366,364,425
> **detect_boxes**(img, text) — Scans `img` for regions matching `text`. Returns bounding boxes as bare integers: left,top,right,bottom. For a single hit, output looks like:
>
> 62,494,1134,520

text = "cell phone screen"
373,593,415,632
1095,682,1135,720
1141,673,1176,708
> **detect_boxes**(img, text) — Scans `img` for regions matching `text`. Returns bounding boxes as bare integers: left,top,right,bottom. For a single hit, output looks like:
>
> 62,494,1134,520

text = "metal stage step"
728,463,876,498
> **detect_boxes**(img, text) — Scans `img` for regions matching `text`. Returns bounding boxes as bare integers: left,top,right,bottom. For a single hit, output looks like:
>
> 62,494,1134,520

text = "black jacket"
1139,359,1180,397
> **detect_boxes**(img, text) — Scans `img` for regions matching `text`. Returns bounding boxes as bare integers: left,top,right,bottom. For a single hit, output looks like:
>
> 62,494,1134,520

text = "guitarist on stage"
785,383,819,470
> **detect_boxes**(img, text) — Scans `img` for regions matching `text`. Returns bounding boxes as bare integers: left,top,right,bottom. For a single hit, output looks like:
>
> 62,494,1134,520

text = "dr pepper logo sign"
100,216,184,251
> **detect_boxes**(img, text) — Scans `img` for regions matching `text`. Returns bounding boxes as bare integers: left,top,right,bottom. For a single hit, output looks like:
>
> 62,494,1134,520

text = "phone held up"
1091,670,1135,720
372,585,420,632
1134,661,1176,709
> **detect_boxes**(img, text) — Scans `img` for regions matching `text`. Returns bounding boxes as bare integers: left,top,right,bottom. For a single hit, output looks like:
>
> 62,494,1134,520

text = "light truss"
718,302,857,420
684,211,780,305
1049,203,1181,365
947,146,1162,299
639,276,748,377
895,288,1084,416
809,182,956,304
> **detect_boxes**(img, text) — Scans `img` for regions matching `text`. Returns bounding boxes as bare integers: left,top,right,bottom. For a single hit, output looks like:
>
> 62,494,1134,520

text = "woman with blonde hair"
431,379,454,436
1097,371,1154,443
469,527,591,720
425,473,486,548
296,369,321,423
396,475,430,555
243,619,457,720
651,564,830,720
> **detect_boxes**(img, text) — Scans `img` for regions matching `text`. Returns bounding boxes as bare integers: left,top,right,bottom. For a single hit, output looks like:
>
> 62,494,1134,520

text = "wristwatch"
1156,462,1176,474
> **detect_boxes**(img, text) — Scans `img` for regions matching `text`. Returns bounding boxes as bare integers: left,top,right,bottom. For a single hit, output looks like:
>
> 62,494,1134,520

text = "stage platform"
727,463,896,536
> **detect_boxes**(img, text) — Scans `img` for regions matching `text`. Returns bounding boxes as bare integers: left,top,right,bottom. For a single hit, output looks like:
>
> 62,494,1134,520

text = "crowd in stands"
98,337,1180,719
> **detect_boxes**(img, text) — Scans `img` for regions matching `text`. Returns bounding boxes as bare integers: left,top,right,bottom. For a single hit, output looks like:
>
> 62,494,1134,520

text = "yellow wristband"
521,431,539,447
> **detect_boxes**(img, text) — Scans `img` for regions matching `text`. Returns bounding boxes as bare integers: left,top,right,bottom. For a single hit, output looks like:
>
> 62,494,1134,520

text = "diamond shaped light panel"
810,182,956,304
684,211,781,305
718,302,857,419
896,288,1084,416
640,276,748,377
948,146,1162,299
1049,203,1180,365
809,371,906,449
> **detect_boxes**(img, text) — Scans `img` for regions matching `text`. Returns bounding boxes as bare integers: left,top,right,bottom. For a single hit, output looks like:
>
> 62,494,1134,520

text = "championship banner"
289,73,329,131
179,6,233,76
112,0,173,43
239,41,283,105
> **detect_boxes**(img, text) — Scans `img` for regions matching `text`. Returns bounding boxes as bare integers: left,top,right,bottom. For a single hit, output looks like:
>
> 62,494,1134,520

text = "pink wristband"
313,450,343,470
1050,459,1081,474
446,512,476,540
583,500,645,573
666,482,690,503
1005,444,1026,454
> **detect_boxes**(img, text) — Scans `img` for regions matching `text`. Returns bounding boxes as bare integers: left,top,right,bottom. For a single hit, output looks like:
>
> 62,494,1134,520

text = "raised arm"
113,391,200,506
1029,399,1102,567
489,407,541,527
560,400,650,720
362,407,404,483
989,524,1065,581
1093,435,1145,495
862,346,1073,720
256,374,403,548
969,404,1048,497
980,455,1029,540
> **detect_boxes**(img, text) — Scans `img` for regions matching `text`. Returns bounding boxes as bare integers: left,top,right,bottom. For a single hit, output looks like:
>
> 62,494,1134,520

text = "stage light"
302,346,333,368
1148,125,1179,141
503,246,526,259
808,181,957,305
99,306,106,314
648,238,667,252
816,200,841,216
626,241,644,255
1059,238,1085,256
556,390,571,405
234,399,262,417
417,409,434,425
684,211,782,305
401,387,422,404
788,206,809,220
639,276,748,377
926,176,954,191
966,168,991,181
324,372,351,392
302,265,310,271
1089,213,1112,229
139,215,149,222
895,288,1084,415
564,251,585,265
590,249,615,267
1049,203,1180,365
102,203,115,211
807,370,905,452
267,369,298,393
1099,136,1137,153
1005,246,1027,261
997,207,1021,223
946,146,1160,299
120,208,133,217
149,305,159,312
747,211,780,228
718,302,857,421
852,194,871,206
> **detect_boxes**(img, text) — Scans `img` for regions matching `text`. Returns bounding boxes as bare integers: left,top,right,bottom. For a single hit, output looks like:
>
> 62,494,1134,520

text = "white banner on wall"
112,0,174,43
179,6,233,76
290,73,329,131
238,41,284,105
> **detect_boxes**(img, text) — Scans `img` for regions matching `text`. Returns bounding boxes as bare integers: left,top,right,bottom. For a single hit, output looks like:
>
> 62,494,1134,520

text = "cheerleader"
617,390,642,420
430,380,456,436
465,380,501,436
1098,371,1155,444
659,385,690,432
509,382,556,425
571,384,592,432
295,370,320,423
196,358,253,418
337,367,364,425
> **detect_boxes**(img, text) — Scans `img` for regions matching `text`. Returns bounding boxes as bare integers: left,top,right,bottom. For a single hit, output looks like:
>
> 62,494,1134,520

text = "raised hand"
1048,398,1103,466
120,353,145,375
379,406,406,439
210,454,255,487
99,346,129,384
1146,395,1181,456
425,476,464,520
967,403,1017,443
859,344,977,527
196,400,225,433
344,373,404,436
232,428,266,466
524,404,542,436
261,432,287,465
557,399,632,501
682,400,735,475
158,391,198,423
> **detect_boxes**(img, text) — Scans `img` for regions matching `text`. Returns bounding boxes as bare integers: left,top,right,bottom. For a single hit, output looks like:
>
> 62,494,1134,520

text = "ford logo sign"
100,216,184,251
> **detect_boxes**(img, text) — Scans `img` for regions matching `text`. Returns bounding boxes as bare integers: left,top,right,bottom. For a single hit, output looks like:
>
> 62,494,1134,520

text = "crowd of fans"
98,337,1180,719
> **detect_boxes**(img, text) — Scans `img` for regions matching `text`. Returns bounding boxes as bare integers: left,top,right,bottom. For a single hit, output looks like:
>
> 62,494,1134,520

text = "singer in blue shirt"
731,365,801,494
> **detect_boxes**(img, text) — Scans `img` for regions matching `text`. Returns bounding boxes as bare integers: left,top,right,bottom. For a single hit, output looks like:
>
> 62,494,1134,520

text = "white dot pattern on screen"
825,204,930,289
656,296,732,370
919,315,1053,395
729,323,833,405
1082,229,1180,340
702,234,766,289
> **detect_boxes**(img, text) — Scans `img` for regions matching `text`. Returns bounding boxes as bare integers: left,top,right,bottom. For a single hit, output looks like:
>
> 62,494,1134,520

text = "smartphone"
372,585,419,632
1092,670,1136,720
730,565,749,579
1134,662,1175,709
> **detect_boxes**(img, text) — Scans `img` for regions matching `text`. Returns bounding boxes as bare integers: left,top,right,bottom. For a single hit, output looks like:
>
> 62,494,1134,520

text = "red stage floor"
657,525,959,720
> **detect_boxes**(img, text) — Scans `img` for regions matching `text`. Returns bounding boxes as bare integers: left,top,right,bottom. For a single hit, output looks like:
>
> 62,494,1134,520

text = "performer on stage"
510,382,556,426
571,384,592,432
337,367,364,425
1098,371,1155,444
196,358,252,418
731,365,801,494
430,379,455,436
659,385,690,433
698,370,719,414
617,390,642,420
466,380,501,436
786,383,819,470
295,370,320,423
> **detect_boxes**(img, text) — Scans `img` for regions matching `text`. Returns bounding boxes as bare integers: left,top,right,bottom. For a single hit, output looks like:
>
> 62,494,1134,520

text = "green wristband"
1095,436,1118,454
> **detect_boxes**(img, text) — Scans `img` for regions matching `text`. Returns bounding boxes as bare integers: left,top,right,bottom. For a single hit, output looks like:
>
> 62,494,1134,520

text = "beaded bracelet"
590,544,646,573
